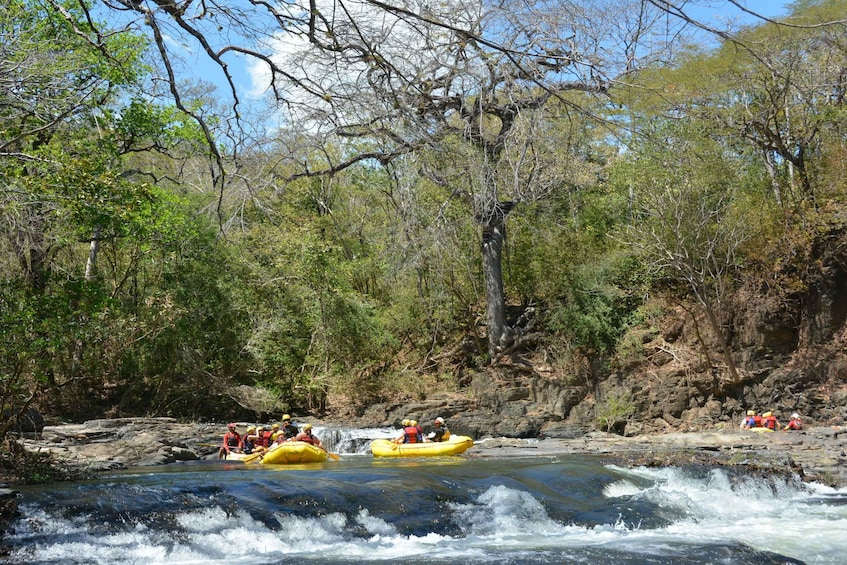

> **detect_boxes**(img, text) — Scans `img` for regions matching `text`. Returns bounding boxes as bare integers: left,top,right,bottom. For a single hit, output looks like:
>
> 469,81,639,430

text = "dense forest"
2,0,847,440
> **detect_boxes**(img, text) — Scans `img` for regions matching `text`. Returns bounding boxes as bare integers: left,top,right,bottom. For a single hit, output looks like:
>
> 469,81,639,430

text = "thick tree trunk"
482,219,509,356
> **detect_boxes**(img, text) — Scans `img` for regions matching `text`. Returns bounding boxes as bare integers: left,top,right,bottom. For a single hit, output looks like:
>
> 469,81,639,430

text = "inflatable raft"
370,435,474,457
258,442,329,464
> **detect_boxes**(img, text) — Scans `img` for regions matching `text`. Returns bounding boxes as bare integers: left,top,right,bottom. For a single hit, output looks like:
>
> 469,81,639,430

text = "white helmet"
435,417,445,424
791,413,800,419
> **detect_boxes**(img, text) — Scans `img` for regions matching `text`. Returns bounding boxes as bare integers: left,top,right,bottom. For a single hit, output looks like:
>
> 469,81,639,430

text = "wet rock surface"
470,427,847,486
13,417,847,487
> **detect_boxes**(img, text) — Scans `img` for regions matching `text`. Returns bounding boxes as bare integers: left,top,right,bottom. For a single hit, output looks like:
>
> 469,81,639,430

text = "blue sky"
166,0,798,118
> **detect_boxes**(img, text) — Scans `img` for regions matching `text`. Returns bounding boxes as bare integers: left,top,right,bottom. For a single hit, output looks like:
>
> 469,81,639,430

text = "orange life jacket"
404,425,422,443
296,431,318,445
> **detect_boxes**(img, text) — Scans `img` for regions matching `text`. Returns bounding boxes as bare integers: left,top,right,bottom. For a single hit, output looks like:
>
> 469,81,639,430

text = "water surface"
5,432,845,564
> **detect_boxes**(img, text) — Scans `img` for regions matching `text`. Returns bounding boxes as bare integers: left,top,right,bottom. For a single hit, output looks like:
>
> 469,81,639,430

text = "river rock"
16,417,847,488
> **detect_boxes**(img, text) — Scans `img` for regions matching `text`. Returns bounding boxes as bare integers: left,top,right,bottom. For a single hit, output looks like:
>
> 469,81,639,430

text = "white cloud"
244,0,482,132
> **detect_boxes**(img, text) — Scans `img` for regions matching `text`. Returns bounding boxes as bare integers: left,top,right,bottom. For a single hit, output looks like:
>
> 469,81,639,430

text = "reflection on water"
4,445,845,564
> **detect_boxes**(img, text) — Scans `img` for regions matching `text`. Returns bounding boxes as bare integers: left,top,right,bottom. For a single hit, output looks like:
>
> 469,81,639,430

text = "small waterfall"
315,426,398,454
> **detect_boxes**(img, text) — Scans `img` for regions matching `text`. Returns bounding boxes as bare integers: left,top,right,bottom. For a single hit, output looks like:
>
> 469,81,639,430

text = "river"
4,427,846,564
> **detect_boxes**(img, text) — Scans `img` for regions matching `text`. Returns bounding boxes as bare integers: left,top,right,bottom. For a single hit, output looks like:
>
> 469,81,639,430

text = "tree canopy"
2,0,847,436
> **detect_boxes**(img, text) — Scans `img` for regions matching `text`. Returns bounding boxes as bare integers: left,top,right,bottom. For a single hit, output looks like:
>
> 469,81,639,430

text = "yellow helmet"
402,419,410,426
246,426,256,433
763,411,773,417
272,423,280,430
303,423,313,431
410,420,418,427
746,410,755,416
282,414,291,421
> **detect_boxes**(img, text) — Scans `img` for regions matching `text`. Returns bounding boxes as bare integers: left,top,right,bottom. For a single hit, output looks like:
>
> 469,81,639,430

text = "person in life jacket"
393,419,410,444
241,426,257,454
294,423,322,447
412,420,424,440
752,412,764,427
784,413,803,431
259,426,275,448
402,420,423,443
762,411,779,430
740,410,757,429
270,423,281,442
427,417,451,442
279,414,300,441
218,423,243,458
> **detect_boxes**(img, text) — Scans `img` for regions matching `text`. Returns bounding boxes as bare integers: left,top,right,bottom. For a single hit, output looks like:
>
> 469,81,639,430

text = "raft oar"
243,446,272,465
325,450,341,461
243,452,263,464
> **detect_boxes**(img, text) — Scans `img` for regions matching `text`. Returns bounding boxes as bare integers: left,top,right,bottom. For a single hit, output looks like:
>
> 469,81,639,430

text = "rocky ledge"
471,427,847,487
11,418,847,487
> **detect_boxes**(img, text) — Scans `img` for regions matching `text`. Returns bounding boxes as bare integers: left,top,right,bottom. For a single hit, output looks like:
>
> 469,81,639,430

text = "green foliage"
596,390,636,433
6,0,847,432
507,182,645,358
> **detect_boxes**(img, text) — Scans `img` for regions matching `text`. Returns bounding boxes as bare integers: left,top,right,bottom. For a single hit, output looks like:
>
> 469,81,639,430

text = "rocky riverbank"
10,417,847,487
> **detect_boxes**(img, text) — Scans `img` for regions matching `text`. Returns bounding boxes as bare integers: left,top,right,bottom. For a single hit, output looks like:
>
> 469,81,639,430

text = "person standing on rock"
219,423,243,459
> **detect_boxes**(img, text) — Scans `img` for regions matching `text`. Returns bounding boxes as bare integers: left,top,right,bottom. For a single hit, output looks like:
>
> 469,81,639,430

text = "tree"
1,0,247,428
614,124,751,383
93,0,684,357
638,0,847,210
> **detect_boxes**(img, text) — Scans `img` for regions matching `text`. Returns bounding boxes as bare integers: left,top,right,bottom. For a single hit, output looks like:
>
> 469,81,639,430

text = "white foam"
8,467,847,564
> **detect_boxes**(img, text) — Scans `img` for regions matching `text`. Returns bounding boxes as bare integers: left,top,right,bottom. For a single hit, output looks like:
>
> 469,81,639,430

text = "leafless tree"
624,176,748,383
73,0,691,357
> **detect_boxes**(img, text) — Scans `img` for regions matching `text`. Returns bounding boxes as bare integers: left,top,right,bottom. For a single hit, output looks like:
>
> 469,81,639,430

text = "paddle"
243,446,271,464
325,450,341,461
243,451,264,464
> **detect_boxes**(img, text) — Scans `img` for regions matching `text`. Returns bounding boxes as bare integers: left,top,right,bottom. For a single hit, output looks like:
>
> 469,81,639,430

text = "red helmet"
227,423,237,429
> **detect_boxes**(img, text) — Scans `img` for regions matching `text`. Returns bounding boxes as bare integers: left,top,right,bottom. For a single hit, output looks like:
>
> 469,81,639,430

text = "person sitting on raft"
393,419,408,444
280,414,300,441
242,426,257,454
218,423,243,458
427,417,451,442
294,423,322,447
784,413,803,431
394,418,423,444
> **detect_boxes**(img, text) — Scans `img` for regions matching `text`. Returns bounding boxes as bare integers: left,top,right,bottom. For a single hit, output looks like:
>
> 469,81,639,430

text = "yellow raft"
370,435,474,458
258,442,328,464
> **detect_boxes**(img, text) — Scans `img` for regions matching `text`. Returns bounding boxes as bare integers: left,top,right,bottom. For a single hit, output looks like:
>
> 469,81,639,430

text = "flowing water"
4,427,847,564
